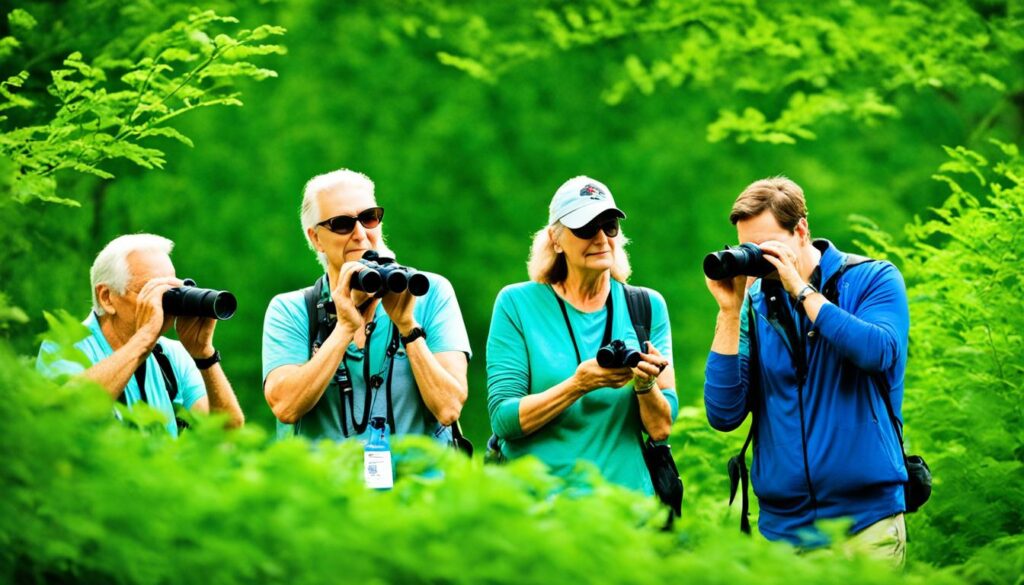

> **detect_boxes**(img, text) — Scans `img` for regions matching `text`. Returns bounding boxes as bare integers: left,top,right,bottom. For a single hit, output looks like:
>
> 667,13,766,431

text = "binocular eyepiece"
162,279,237,320
702,242,775,280
350,250,431,297
596,339,642,369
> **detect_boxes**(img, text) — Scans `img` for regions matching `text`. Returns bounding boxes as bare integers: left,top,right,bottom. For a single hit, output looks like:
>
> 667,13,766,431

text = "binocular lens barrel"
596,340,642,369
702,243,775,280
162,285,237,320
351,269,384,295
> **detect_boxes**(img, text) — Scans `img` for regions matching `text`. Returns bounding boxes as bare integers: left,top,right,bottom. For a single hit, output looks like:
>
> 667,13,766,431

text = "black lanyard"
337,320,399,436
312,276,400,436
552,285,615,366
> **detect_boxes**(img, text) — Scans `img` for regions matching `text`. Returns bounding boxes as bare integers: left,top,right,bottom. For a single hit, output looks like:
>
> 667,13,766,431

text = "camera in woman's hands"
596,339,642,369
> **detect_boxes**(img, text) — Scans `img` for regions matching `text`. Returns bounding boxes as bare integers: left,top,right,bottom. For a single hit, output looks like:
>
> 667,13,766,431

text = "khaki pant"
803,514,907,567
846,513,906,567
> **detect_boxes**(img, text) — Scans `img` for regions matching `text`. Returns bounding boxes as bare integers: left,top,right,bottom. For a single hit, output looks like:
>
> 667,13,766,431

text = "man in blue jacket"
703,177,909,563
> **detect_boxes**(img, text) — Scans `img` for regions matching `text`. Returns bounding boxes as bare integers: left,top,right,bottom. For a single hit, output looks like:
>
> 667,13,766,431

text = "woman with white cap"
486,176,677,494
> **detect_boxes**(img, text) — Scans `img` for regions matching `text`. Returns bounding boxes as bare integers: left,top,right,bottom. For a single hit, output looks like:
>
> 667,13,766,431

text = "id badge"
364,447,394,490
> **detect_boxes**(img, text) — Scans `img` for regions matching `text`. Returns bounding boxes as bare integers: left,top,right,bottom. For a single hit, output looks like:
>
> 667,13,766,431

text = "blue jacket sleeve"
814,263,909,373
485,288,527,440
703,298,753,432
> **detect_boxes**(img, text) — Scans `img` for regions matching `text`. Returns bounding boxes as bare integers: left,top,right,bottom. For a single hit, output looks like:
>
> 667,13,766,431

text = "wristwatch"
193,349,221,370
400,327,426,347
796,283,818,304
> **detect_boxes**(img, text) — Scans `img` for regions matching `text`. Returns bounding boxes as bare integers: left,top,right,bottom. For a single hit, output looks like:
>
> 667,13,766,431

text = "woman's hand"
632,342,669,392
332,261,377,336
572,358,634,394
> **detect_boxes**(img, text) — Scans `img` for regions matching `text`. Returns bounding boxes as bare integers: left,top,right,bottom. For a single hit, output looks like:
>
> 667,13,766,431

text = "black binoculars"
703,243,775,280
597,339,642,369
162,279,237,320
351,250,430,297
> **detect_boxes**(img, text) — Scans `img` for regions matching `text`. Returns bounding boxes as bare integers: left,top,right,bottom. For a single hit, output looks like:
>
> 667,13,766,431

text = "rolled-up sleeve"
486,288,528,440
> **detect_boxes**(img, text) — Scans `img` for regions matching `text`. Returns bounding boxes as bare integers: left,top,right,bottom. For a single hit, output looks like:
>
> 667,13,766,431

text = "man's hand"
381,289,417,335
132,277,182,350
705,273,747,315
176,316,216,358
759,240,806,297
333,261,376,336
572,359,634,394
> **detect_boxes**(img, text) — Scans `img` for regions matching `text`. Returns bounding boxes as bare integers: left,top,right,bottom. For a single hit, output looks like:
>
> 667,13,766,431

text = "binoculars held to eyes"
162,279,238,320
350,250,430,297
597,339,642,369
703,243,776,280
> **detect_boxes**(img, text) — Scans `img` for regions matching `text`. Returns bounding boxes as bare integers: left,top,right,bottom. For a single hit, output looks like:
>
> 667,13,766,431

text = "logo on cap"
579,184,605,201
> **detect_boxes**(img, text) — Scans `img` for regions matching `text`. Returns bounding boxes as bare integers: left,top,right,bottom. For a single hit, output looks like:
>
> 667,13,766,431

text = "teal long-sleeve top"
486,279,678,494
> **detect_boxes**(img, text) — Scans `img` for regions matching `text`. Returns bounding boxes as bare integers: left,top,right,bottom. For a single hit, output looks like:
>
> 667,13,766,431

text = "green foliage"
411,0,1023,144
852,141,1024,568
0,345,977,585
0,2,1022,582
0,4,285,207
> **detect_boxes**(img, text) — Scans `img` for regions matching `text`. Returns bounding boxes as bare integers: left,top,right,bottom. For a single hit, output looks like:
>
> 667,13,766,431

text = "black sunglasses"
570,217,620,240
316,207,384,235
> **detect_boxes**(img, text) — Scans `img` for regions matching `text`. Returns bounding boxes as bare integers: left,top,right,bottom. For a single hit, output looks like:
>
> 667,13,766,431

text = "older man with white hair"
262,169,471,445
37,234,244,435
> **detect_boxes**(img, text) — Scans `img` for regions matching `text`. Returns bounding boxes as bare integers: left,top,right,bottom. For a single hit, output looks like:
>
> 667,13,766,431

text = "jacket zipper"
764,307,818,509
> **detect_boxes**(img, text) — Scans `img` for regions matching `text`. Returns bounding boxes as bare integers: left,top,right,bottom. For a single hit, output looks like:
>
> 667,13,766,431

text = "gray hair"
300,169,376,270
91,234,174,315
527,221,631,284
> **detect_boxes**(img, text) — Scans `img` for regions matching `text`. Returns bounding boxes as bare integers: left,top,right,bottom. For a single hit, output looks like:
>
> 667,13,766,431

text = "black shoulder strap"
152,344,178,403
825,254,910,467
821,253,874,304
729,298,760,534
304,276,325,359
622,284,652,348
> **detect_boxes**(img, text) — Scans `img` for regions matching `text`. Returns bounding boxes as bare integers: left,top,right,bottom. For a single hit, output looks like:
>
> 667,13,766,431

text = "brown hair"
729,176,807,232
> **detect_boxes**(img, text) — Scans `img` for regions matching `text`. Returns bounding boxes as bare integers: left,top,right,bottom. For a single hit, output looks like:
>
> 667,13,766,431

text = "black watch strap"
400,327,426,347
797,284,818,304
193,350,221,370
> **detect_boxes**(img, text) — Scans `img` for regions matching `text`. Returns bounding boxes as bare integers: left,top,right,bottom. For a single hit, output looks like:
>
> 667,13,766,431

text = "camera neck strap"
552,285,614,366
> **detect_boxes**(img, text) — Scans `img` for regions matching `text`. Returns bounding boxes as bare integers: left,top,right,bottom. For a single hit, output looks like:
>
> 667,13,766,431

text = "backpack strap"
304,276,325,360
120,342,186,432
621,284,652,347
295,275,327,437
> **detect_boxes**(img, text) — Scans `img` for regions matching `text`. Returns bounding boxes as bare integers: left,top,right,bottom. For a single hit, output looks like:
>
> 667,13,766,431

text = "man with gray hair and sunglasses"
262,169,471,453
36,233,245,436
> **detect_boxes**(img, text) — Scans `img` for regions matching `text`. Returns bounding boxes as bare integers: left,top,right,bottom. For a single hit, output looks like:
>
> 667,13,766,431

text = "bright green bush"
0,345,974,585
852,140,1024,567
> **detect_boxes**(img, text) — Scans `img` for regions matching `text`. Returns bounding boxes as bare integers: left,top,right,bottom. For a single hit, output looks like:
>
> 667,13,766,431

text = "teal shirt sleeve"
262,292,310,383
647,289,678,421
418,275,472,358
485,286,527,440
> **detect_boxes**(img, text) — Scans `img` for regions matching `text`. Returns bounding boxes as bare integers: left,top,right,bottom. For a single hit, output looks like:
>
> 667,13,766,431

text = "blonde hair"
527,222,632,284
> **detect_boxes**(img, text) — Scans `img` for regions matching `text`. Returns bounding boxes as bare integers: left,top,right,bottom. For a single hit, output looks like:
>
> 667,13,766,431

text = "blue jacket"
704,240,909,545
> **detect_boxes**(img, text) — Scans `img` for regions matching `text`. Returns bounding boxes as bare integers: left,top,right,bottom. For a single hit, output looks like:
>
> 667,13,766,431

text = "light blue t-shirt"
262,272,472,442
486,280,678,495
36,312,207,437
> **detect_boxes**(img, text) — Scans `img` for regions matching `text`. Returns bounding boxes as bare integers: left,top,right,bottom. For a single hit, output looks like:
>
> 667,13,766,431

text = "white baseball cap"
547,176,626,229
